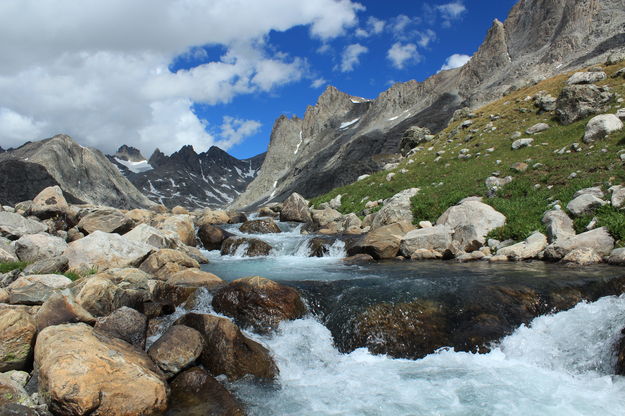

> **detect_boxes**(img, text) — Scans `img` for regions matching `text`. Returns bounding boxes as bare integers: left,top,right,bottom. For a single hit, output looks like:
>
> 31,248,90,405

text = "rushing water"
195,219,625,415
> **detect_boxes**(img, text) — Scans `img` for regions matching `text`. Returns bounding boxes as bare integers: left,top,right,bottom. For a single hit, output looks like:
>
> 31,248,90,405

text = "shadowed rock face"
0,135,152,209
233,0,625,210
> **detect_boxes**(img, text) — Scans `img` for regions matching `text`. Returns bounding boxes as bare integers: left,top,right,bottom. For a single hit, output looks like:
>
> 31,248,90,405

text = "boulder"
436,200,506,243
0,373,33,408
485,176,513,191
8,274,73,305
94,306,147,349
279,193,312,223
35,323,168,416
77,209,134,235
608,248,625,265
239,219,282,234
348,221,416,260
566,71,607,85
63,231,153,273
556,84,612,125
342,253,375,264
610,185,625,208
166,367,245,416
29,185,72,220
258,207,278,218
399,225,454,257
123,224,177,249
157,215,196,247
566,194,608,217
342,213,362,230
175,313,278,381
561,248,603,265
23,256,69,275
171,206,189,215
139,249,199,280
370,188,419,230
220,237,272,257
583,114,624,143
0,307,36,372
168,269,224,289
543,227,614,261
212,276,306,334
400,126,433,156
525,123,550,134
534,93,557,112
148,325,203,378
197,224,233,251
542,210,575,243
511,138,533,150
196,210,230,226
14,234,67,263
311,208,342,230
36,292,96,332
126,209,154,225
0,212,47,240
573,186,605,199
329,194,342,210
227,212,248,224
496,232,547,260
451,224,485,252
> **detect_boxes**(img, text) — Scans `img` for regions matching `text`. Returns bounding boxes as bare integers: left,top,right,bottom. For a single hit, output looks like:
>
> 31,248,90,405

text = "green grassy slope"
312,63,625,244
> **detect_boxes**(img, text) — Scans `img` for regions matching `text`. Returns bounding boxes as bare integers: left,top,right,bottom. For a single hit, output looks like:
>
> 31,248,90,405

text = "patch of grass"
0,261,27,273
63,271,81,281
61,266,98,281
311,62,625,243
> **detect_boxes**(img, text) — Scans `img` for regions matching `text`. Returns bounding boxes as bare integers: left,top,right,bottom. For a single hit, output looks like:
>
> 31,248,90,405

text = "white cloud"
417,29,437,48
391,15,412,37
356,16,386,38
387,42,421,69
216,116,262,149
311,78,327,88
0,0,364,155
340,43,368,72
437,1,467,27
440,53,471,71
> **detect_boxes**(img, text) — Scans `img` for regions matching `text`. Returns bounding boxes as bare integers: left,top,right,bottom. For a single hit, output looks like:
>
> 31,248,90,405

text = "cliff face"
0,135,154,209
232,0,625,210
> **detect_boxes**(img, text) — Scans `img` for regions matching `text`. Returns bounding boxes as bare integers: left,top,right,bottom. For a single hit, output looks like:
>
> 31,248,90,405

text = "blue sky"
180,0,518,159
0,0,516,159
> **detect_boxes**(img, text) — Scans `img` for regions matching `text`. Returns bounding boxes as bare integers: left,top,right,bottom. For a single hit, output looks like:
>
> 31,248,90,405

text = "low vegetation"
313,62,625,243
0,261,28,273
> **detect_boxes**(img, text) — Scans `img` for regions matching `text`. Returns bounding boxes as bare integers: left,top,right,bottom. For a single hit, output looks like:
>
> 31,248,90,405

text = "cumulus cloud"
387,42,422,69
216,117,262,149
311,78,328,88
355,16,386,38
0,0,363,155
437,1,467,27
439,53,471,71
340,43,369,72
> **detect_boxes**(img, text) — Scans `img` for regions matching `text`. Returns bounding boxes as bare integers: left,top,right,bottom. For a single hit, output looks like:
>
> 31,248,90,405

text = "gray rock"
512,138,533,150
0,306,36,371
573,186,605,199
280,193,312,223
436,199,506,244
616,108,625,120
561,248,603,265
329,194,342,210
399,225,454,257
610,185,625,208
534,93,557,112
607,51,625,65
608,248,625,265
29,185,73,220
543,227,614,261
371,188,420,230
95,306,147,349
23,256,69,275
14,233,68,263
342,213,362,230
542,210,575,243
566,194,608,217
583,114,624,143
311,208,343,230
556,84,613,125
123,223,177,249
0,212,46,240
525,123,550,134
566,71,607,85
35,291,95,332
485,176,513,190
496,232,547,260
400,126,433,156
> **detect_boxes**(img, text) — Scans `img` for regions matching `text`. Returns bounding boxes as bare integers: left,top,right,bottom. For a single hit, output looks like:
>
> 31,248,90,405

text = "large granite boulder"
399,225,454,257
14,233,68,263
197,224,233,251
0,212,46,240
239,219,282,234
196,210,230,226
348,221,416,260
147,325,204,378
123,223,177,249
35,323,168,416
36,292,96,332
94,306,148,349
371,188,420,230
0,306,36,372
280,193,312,223
139,249,200,280
543,227,615,261
582,114,624,143
156,214,196,247
555,84,612,125
311,208,343,230
63,231,153,273
542,210,575,243
496,232,548,260
436,199,506,243
566,194,608,217
175,313,278,381
167,269,224,289
78,209,134,235
29,185,72,220
220,237,273,257
566,71,606,85
212,276,306,334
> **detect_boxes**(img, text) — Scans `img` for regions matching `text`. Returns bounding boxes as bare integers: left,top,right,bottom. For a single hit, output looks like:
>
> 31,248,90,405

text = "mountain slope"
115,145,265,209
0,135,154,209
232,0,625,210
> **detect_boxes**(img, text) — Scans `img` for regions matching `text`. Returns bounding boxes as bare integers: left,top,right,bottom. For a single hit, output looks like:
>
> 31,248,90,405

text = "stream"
194,219,625,415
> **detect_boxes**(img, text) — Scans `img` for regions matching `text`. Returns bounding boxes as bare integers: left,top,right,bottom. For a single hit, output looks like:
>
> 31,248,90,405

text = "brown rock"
220,237,272,257
0,307,36,372
239,219,282,234
197,224,233,251
258,207,278,218
157,215,196,247
0,373,33,408
29,185,72,221
150,281,198,307
35,323,168,416
168,269,224,289
148,325,204,378
212,276,306,333
166,367,245,416
94,306,148,349
175,313,278,381
171,206,189,215
36,292,96,332
78,209,134,235
227,212,248,224
197,210,230,227
279,193,312,223
342,254,375,264
347,221,416,259
139,249,200,280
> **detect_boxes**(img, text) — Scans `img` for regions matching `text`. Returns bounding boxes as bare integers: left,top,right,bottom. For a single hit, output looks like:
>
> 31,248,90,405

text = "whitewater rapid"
232,295,625,416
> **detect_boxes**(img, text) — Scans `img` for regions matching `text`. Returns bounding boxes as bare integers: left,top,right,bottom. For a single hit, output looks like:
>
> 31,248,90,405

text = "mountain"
0,135,154,208
232,0,625,210
111,145,265,209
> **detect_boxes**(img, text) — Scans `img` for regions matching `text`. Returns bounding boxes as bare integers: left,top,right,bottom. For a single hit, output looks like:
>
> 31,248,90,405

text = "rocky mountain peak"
148,148,167,168
114,145,146,162
302,85,360,138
